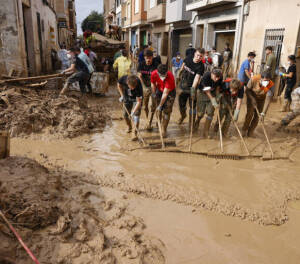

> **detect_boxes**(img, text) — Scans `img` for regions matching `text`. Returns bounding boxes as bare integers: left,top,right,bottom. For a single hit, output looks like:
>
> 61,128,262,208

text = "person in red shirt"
151,64,176,137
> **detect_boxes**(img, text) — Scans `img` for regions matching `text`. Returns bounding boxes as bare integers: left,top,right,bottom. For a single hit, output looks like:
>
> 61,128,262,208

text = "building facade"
0,0,59,76
239,0,300,87
55,0,77,48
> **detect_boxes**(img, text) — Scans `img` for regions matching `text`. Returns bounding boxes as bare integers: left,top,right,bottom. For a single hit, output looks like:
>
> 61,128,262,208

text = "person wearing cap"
171,52,183,79
185,43,196,59
151,64,176,137
195,68,223,138
280,55,297,112
242,71,275,137
265,46,276,81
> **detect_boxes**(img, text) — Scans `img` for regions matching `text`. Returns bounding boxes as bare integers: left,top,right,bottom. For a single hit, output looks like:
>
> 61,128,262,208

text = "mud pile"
0,87,110,138
0,157,165,264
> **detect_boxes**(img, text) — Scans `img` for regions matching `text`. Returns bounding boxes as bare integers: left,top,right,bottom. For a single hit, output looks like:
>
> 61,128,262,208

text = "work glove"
279,72,286,77
190,87,196,100
130,111,136,118
119,96,124,103
216,93,223,102
260,112,265,122
156,105,163,112
233,109,240,121
151,93,156,99
211,97,219,109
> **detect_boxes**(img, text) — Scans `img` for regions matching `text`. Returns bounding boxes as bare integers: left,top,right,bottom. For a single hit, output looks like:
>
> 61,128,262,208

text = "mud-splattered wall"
0,0,25,76
0,0,58,76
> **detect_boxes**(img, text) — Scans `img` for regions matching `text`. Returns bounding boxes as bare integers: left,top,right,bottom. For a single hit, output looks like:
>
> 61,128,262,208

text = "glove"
260,112,265,122
211,97,219,109
279,72,286,77
233,109,240,121
151,93,156,99
190,87,196,99
61,70,66,75
156,105,163,112
119,96,124,103
216,93,223,102
130,111,136,118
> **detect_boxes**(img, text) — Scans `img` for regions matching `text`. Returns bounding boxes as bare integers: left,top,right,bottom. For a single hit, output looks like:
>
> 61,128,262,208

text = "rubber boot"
221,121,231,137
203,118,212,138
281,99,289,112
131,121,139,141
60,82,70,95
287,101,291,112
146,112,154,131
125,117,132,133
177,110,186,125
162,115,170,138
144,108,149,119
194,116,202,131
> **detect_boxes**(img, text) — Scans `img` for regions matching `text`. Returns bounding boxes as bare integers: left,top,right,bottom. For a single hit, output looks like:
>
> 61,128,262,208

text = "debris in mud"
0,87,110,138
0,157,165,264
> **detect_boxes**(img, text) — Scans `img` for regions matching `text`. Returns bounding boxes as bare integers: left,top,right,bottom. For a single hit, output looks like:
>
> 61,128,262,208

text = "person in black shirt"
280,55,297,112
213,78,244,137
137,48,160,130
185,43,196,59
117,75,143,141
60,47,90,95
177,48,205,127
195,68,223,138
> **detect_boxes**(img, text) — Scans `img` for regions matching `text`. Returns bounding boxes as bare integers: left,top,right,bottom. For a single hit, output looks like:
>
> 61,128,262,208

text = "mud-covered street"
1,86,300,263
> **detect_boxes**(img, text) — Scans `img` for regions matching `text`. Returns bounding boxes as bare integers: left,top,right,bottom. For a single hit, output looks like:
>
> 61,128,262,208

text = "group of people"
116,43,298,141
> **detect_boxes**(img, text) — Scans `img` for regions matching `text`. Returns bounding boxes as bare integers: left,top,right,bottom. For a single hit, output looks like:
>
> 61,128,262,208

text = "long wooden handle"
123,104,146,147
255,106,274,158
156,111,165,149
1,73,63,83
217,109,224,153
188,99,194,153
227,105,250,156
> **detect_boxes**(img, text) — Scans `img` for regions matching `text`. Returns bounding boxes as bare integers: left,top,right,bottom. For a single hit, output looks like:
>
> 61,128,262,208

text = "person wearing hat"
185,43,196,59
172,52,183,79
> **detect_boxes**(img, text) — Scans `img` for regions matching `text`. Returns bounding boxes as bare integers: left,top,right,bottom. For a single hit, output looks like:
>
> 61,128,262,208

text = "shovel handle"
227,105,250,156
254,106,274,158
217,109,224,153
156,111,165,149
188,98,194,153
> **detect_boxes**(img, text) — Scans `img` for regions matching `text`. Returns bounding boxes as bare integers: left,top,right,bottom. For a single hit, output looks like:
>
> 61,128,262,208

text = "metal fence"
261,28,285,71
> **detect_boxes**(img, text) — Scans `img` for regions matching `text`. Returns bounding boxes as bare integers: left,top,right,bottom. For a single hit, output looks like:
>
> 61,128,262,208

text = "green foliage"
81,11,104,33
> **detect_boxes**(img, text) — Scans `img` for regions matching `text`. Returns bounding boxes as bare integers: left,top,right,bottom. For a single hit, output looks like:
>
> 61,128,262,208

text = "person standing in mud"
213,78,244,137
280,55,297,112
177,48,205,127
238,52,256,88
137,49,160,130
60,47,90,96
117,74,143,141
242,71,275,137
194,68,223,138
151,64,176,137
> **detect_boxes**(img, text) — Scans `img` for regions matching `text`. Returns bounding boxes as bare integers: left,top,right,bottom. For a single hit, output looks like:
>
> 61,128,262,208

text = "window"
262,28,285,69
150,0,155,9
170,0,176,3
135,0,139,13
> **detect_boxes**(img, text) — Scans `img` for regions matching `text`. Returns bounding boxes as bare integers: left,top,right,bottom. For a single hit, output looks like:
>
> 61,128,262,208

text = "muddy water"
10,89,300,263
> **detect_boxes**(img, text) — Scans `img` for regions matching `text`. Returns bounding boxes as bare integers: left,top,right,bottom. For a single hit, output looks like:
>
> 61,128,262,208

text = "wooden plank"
0,131,10,159
1,73,63,84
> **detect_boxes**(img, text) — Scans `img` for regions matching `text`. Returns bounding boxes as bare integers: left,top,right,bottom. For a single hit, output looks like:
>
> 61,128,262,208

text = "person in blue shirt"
138,45,148,64
238,52,256,87
172,52,183,79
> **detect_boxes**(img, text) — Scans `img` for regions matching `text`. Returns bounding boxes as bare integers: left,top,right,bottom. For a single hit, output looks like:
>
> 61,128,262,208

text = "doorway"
215,31,235,52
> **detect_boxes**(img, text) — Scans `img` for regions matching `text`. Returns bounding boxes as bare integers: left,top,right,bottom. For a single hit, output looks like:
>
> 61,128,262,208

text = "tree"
81,11,104,34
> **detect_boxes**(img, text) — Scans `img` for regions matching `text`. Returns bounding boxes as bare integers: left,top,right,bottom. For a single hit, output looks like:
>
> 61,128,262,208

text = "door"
215,31,235,53
36,12,44,73
179,33,192,59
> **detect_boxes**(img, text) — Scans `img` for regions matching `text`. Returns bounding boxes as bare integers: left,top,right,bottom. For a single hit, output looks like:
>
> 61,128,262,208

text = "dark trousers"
67,71,90,94
87,73,93,94
178,91,196,115
284,83,295,102
242,96,265,135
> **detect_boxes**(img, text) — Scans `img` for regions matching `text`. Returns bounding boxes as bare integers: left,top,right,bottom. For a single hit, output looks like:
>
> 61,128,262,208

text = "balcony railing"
186,0,237,11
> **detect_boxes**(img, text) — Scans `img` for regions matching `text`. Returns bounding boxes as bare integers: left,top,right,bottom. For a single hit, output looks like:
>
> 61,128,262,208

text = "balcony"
147,0,166,23
186,0,237,12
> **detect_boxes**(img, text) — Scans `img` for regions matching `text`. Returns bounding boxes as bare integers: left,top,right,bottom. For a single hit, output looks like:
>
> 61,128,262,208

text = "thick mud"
3,86,300,263
0,87,109,138
0,157,165,264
